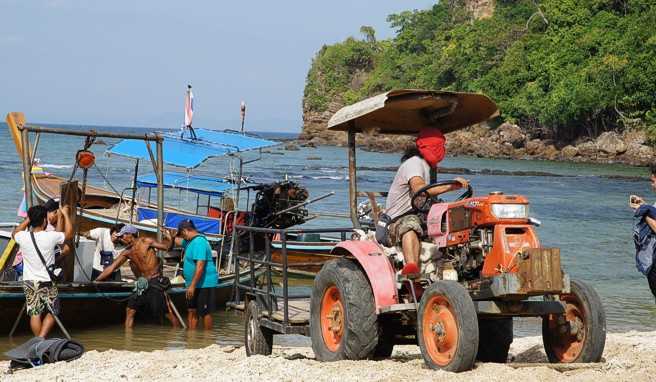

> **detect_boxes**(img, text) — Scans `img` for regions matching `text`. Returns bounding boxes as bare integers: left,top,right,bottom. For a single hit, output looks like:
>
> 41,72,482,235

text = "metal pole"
156,137,165,258
347,127,359,228
24,125,160,141
129,159,139,224
29,132,41,167
20,128,33,208
8,303,26,337
226,157,243,272
46,303,71,340
282,230,289,326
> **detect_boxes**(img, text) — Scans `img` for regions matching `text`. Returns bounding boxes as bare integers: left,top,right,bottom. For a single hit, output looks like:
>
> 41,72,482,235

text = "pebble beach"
3,331,655,381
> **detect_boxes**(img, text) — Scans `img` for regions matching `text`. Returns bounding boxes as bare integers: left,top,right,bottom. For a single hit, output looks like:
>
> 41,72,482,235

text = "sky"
0,0,435,132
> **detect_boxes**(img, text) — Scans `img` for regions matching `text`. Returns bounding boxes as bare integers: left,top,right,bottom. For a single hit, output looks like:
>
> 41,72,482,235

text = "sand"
2,331,655,381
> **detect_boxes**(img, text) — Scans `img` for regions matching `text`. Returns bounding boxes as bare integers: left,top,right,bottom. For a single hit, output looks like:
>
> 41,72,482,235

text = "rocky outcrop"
298,109,655,166
465,0,496,20
444,126,654,166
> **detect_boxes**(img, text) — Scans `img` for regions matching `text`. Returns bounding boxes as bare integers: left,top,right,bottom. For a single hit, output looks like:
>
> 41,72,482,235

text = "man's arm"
409,176,469,196
148,230,174,251
95,252,129,281
186,259,206,299
59,206,74,242
12,218,30,239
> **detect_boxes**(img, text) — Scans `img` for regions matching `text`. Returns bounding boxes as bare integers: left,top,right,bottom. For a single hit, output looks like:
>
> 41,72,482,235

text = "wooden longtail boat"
271,233,342,275
0,227,260,333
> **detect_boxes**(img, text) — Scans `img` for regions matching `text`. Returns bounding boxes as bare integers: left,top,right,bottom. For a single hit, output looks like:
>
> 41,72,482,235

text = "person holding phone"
630,164,656,300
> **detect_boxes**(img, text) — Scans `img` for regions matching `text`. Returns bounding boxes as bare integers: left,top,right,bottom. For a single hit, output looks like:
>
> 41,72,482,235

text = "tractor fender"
331,240,398,312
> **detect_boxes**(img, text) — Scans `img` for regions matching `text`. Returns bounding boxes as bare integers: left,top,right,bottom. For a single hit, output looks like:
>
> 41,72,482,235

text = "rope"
91,163,122,197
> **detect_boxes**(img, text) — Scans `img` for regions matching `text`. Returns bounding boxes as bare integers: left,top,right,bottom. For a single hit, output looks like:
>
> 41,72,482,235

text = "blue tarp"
136,173,234,197
137,207,221,234
107,129,278,168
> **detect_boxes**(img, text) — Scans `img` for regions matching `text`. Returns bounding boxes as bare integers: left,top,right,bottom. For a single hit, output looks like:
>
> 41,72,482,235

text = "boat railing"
230,225,353,333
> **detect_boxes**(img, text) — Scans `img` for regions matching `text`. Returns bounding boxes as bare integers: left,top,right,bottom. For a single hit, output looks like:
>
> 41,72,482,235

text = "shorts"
23,281,60,316
187,287,217,316
127,277,170,321
387,214,423,246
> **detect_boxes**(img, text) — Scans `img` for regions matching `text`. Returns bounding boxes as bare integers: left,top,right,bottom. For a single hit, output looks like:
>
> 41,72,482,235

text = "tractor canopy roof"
327,89,498,135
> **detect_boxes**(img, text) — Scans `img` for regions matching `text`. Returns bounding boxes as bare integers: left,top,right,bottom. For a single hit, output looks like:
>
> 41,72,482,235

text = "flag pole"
240,101,246,134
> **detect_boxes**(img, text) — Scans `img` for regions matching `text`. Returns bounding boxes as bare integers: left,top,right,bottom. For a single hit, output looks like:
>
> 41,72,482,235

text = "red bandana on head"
416,128,446,168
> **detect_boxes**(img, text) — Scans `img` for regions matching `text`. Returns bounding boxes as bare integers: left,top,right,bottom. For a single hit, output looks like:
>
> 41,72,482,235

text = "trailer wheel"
310,258,378,361
476,318,513,363
417,281,479,372
542,279,606,363
245,300,273,356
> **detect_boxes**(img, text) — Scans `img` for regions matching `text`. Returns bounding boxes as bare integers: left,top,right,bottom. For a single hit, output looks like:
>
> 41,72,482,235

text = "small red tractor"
308,90,606,371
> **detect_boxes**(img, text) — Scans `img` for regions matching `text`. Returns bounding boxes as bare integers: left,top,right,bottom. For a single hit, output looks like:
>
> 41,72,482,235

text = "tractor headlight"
491,204,528,219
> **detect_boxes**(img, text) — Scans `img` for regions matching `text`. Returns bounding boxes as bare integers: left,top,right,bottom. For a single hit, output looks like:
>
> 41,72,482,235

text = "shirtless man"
95,225,179,328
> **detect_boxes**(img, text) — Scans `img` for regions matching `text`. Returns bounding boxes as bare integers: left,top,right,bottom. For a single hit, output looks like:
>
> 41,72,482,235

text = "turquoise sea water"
0,122,653,354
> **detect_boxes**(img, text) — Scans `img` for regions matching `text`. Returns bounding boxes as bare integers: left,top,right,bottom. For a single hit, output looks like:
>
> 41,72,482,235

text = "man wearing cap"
174,220,218,330
95,225,179,328
384,128,469,276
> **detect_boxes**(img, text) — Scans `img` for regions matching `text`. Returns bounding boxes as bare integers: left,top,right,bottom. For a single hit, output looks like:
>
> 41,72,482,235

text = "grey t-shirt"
385,156,430,219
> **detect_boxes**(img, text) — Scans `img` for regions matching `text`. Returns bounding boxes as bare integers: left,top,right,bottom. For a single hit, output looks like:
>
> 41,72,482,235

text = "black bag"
375,213,393,247
99,250,114,267
29,231,63,282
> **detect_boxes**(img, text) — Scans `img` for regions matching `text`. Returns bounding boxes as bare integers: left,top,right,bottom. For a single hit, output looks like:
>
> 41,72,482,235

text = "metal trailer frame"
228,225,353,335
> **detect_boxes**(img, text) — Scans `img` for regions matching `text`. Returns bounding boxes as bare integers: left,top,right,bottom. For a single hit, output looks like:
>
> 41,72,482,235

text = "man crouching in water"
95,225,179,328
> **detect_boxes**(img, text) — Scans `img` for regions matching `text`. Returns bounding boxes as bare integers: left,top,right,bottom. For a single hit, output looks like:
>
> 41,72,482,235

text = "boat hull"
0,270,255,333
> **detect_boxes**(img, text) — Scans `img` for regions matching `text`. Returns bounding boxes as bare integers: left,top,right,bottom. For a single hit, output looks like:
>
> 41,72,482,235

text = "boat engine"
250,181,309,228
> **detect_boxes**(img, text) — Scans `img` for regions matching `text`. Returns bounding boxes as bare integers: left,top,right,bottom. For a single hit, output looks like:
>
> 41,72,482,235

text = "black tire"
542,279,606,363
417,281,479,372
245,300,273,356
476,318,513,363
310,258,378,361
373,323,395,359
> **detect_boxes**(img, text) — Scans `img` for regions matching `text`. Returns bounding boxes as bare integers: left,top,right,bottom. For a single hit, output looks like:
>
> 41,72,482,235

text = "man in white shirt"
384,128,468,276
81,224,125,281
12,204,73,338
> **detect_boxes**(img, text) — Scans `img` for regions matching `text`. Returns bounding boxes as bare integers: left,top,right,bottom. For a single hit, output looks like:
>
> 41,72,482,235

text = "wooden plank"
270,299,310,324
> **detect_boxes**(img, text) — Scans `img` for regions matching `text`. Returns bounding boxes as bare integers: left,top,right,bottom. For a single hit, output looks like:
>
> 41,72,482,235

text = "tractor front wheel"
542,279,606,363
310,258,378,361
417,281,479,372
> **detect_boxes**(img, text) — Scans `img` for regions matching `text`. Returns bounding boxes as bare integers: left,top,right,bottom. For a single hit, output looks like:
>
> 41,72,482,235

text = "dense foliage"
304,0,656,142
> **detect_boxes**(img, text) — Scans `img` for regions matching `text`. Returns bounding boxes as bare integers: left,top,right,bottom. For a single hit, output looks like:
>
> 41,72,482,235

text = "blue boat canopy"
107,128,278,168
136,172,234,197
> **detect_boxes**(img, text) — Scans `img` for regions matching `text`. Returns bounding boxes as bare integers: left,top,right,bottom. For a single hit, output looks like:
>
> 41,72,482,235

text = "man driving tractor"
384,128,468,276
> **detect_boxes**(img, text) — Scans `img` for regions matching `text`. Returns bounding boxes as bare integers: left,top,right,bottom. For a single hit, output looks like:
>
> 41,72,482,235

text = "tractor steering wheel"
411,180,473,213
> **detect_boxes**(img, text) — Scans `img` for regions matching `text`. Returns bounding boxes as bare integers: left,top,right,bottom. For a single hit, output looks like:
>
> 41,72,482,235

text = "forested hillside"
302,0,656,164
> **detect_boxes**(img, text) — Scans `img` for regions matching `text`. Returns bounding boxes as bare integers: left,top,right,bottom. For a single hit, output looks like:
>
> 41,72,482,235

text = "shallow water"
0,123,653,356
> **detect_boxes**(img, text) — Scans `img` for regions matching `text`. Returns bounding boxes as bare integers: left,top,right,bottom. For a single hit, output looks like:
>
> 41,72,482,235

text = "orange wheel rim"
546,294,586,362
320,285,344,352
422,295,458,366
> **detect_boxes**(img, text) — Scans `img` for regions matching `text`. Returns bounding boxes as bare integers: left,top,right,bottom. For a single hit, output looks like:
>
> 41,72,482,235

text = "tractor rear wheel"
476,318,513,363
245,300,273,356
417,281,479,372
310,258,378,361
542,279,606,363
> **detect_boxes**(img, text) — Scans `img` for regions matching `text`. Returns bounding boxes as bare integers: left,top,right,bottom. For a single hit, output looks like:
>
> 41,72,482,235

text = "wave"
39,163,73,169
